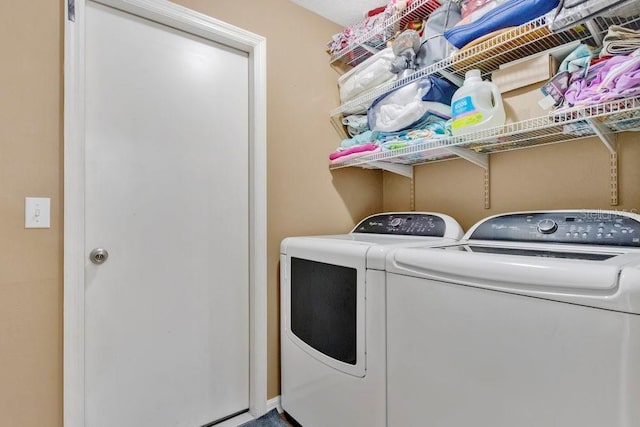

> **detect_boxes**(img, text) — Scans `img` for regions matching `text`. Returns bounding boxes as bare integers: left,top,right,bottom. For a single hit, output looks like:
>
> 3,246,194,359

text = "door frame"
63,1,267,426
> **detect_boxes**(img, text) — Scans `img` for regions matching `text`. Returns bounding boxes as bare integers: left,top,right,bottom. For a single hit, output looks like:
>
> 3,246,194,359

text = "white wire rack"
329,0,442,67
329,3,640,208
331,10,640,117
329,97,640,170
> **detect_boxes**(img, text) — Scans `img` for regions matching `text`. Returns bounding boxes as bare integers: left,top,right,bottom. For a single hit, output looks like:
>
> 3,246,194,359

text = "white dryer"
280,212,463,427
385,210,640,427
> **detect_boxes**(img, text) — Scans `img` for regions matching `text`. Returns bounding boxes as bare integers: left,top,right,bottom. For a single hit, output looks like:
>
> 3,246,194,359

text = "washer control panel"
354,213,446,237
470,211,640,246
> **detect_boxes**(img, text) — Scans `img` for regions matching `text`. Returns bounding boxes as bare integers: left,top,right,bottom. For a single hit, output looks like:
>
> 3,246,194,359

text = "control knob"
390,218,403,227
537,219,558,234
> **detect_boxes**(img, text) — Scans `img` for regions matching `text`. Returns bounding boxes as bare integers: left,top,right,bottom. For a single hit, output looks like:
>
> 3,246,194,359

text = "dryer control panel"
470,211,640,247
354,213,446,237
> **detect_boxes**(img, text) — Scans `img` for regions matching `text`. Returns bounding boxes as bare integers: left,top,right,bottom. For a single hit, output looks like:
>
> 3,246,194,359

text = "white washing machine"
385,210,640,427
280,212,463,427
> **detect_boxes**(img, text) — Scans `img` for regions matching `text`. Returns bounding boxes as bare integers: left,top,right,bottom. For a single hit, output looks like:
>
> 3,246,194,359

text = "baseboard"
266,396,282,413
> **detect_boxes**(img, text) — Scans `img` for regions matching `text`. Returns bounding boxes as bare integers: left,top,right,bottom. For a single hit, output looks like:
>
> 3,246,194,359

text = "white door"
83,2,249,426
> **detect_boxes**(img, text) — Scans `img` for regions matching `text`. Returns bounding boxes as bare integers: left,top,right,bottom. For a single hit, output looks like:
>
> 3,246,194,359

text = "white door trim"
63,1,267,426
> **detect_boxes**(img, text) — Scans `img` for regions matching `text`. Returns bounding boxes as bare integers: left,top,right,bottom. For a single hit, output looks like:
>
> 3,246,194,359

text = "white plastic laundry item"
339,48,396,103
370,80,450,132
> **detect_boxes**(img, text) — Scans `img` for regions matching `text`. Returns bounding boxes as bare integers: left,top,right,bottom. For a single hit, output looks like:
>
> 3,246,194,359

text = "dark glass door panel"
290,257,357,365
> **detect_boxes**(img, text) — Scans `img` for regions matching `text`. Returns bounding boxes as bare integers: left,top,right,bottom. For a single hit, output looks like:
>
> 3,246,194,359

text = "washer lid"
387,242,640,314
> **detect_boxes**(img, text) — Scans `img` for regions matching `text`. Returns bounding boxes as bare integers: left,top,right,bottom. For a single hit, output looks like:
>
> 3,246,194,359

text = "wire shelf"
331,11,640,117
329,97,640,171
329,0,442,68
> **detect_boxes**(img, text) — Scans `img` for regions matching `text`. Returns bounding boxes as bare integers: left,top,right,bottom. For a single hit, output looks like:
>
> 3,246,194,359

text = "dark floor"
279,412,296,427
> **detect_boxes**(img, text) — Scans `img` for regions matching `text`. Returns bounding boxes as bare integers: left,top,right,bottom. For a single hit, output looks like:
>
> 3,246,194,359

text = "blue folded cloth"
444,0,559,49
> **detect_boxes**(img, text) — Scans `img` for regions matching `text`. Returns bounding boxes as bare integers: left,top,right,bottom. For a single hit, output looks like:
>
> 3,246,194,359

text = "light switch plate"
25,197,51,228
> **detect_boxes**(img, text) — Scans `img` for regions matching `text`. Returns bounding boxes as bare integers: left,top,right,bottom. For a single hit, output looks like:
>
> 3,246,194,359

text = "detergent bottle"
450,69,505,136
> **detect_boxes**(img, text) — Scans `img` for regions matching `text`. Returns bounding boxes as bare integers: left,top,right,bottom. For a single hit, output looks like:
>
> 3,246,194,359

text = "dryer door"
281,239,368,377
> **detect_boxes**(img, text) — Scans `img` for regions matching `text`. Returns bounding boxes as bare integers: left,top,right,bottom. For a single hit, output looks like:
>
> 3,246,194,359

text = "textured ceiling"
289,0,387,27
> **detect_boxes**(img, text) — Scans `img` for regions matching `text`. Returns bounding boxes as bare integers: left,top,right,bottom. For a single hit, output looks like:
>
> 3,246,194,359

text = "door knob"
89,248,109,265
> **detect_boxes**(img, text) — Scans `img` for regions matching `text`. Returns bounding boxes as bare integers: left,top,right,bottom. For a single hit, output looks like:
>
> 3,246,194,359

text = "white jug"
450,69,505,136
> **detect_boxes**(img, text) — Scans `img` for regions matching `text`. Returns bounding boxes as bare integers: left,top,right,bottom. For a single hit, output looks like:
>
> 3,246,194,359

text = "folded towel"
330,146,381,164
329,142,379,161
601,25,640,58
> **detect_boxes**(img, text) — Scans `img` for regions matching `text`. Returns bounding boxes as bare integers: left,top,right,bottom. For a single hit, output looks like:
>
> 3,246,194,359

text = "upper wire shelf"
329,97,640,170
328,0,442,68
331,10,640,117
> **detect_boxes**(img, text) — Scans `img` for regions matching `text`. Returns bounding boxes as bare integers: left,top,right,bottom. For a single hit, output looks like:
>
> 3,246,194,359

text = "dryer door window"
290,257,357,365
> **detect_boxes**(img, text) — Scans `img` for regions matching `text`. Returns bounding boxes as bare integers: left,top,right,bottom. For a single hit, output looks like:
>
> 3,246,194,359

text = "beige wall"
384,134,640,230
0,1,381,425
0,1,64,426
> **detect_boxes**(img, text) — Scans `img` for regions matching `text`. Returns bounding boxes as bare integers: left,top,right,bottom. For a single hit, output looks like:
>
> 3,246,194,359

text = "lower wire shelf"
329,96,640,172
329,97,640,209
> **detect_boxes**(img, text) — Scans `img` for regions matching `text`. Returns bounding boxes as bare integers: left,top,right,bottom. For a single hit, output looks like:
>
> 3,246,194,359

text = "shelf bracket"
444,146,490,209
586,118,618,206
587,118,617,154
368,161,414,179
444,146,489,169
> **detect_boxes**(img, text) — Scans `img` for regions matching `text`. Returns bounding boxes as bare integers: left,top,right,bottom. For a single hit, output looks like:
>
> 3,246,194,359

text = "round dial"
390,218,403,227
537,219,558,234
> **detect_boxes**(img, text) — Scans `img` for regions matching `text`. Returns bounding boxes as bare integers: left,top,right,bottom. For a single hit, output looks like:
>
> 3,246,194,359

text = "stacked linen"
563,50,640,107
379,122,450,163
601,26,640,57
540,30,640,112
330,75,456,164
329,142,381,164
367,75,456,132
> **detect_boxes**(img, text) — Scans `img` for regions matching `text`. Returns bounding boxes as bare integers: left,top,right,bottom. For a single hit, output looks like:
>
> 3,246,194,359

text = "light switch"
25,197,51,228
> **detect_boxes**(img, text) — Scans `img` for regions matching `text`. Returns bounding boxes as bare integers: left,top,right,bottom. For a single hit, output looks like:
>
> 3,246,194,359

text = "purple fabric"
616,70,640,91
564,53,640,106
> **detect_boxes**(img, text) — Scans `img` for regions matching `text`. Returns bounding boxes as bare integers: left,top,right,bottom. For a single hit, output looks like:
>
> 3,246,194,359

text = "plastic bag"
368,77,454,132
338,47,396,103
